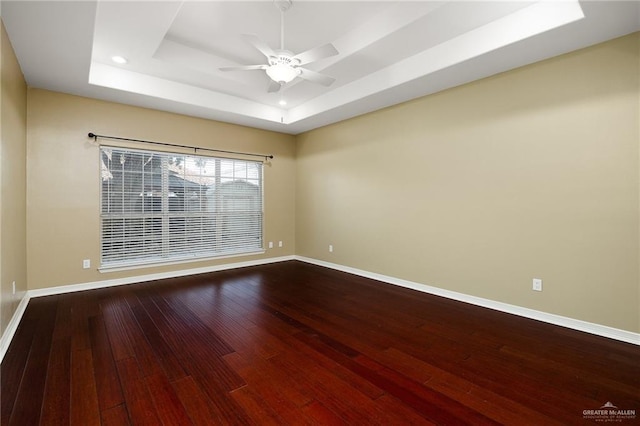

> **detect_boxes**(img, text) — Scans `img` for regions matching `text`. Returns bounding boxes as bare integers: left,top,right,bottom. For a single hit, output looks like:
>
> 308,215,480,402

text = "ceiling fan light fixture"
266,64,299,84
219,0,338,92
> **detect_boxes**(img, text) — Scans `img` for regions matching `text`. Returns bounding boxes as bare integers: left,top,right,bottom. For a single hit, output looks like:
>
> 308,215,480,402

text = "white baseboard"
295,256,640,346
28,255,296,298
0,255,295,363
0,293,30,363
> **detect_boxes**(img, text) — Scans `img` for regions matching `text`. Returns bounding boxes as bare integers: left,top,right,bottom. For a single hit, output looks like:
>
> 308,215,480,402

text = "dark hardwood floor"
2,261,638,425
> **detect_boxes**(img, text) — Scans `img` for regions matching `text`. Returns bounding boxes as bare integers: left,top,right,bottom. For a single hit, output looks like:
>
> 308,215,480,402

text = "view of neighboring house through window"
100,146,263,268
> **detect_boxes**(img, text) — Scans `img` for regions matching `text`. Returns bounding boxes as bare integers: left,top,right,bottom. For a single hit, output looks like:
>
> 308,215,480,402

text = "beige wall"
0,20,28,336
296,33,640,333
26,89,296,290
10,32,640,336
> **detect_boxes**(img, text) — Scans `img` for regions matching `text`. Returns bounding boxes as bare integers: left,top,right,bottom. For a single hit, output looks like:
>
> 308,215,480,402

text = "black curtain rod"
88,132,274,161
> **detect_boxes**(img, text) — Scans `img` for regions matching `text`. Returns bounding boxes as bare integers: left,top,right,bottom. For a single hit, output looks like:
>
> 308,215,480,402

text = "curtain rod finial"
88,132,97,141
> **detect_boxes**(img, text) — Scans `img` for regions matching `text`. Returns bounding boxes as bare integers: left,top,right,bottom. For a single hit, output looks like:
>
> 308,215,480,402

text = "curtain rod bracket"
87,132,274,161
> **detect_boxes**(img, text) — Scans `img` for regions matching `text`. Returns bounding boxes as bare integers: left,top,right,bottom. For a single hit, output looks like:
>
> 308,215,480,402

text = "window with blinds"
100,146,263,268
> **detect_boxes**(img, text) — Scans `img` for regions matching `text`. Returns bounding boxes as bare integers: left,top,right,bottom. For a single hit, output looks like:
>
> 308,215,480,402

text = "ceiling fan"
219,0,339,93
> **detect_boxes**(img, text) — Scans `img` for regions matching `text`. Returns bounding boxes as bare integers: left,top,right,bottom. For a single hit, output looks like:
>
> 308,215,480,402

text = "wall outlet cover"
533,278,543,292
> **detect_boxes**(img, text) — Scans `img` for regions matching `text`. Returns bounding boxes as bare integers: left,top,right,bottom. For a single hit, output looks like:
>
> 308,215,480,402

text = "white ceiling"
2,1,639,135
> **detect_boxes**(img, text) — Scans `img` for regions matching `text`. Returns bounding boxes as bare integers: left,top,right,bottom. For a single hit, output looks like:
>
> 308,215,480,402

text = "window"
100,146,263,268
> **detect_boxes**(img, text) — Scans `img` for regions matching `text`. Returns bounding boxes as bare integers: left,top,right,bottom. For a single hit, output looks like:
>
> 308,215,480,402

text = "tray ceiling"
2,1,639,134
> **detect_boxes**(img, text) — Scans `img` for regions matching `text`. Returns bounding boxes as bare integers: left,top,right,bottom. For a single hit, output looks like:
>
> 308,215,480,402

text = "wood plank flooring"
2,261,639,425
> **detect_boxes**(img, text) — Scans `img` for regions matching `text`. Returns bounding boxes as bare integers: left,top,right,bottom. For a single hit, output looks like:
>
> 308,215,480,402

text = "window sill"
98,250,266,273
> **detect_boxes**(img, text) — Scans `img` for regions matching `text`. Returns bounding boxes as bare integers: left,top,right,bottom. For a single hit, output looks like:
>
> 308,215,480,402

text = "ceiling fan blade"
219,64,268,72
293,43,339,66
298,68,336,87
242,34,276,59
267,80,282,93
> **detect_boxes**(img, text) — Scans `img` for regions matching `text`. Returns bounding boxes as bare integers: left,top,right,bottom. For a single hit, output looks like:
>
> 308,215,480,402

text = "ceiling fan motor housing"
268,51,300,67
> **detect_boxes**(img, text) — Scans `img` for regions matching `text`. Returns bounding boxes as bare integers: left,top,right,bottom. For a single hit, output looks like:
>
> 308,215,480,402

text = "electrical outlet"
83,259,91,269
532,278,543,292
12,281,16,295
329,244,333,253
268,241,273,249
278,241,283,248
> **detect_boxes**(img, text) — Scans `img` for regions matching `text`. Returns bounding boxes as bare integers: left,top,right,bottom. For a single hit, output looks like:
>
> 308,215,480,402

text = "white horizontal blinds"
100,146,263,268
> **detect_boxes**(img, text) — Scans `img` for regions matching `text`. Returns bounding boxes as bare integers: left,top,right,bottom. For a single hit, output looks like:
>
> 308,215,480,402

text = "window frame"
99,145,265,271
